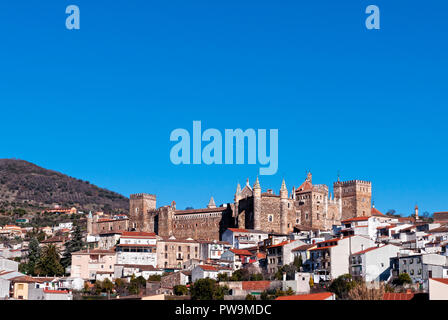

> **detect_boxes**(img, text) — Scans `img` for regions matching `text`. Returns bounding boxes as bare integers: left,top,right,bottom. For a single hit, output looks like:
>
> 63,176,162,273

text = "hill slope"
0,159,129,213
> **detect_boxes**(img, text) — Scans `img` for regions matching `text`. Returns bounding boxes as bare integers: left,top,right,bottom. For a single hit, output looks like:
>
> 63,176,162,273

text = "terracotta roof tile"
275,292,334,300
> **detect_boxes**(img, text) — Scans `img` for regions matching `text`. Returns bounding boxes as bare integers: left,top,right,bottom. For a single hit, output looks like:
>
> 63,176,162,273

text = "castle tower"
158,205,174,237
414,205,419,220
334,180,371,220
253,177,261,230
129,193,157,232
280,179,288,234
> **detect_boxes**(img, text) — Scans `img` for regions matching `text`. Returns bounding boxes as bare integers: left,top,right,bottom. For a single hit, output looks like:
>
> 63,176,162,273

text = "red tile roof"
120,231,156,238
296,181,313,192
352,246,383,255
230,249,253,256
341,216,370,223
292,244,316,252
227,228,250,233
309,245,337,251
242,281,271,291
117,244,156,247
11,276,43,283
276,292,334,300
44,289,69,294
383,292,414,300
267,240,293,249
431,278,448,285
371,207,386,217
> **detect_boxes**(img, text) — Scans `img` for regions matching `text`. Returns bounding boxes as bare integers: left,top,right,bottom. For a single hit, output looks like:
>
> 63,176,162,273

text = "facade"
191,265,232,282
350,244,400,282
129,194,234,241
291,244,317,272
128,173,374,240
198,240,231,261
87,212,129,236
429,278,448,300
156,237,201,270
116,231,157,266
222,228,269,249
221,248,254,270
266,239,307,274
391,253,448,290
70,249,116,280
309,235,375,281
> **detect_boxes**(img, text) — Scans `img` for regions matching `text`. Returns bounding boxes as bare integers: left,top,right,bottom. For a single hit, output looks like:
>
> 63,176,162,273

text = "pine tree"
61,225,84,270
35,244,64,276
26,237,41,275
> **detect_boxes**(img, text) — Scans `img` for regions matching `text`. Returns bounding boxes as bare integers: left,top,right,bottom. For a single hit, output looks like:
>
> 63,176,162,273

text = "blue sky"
0,1,447,216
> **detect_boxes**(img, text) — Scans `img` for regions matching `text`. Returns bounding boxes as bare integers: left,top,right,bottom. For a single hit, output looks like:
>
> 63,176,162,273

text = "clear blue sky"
0,1,447,216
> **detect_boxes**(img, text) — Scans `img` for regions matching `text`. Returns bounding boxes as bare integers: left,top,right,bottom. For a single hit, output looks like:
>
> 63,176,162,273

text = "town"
1,172,447,300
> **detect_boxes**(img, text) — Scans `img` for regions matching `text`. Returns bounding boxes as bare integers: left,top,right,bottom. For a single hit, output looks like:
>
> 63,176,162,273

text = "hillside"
0,159,129,213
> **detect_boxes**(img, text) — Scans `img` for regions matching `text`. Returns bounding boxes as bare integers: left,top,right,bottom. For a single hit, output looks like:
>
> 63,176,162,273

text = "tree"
174,285,189,296
293,255,303,271
217,273,229,282
231,268,250,281
34,244,64,276
250,273,263,281
114,278,127,296
148,274,161,281
190,278,229,300
25,237,41,275
61,225,84,270
386,209,396,216
347,282,385,300
102,278,114,296
328,274,357,300
393,273,412,286
245,294,257,300
128,274,146,295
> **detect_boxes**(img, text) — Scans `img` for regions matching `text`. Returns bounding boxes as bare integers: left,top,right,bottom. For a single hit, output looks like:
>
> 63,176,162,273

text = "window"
410,269,414,275
268,215,273,222
410,259,413,264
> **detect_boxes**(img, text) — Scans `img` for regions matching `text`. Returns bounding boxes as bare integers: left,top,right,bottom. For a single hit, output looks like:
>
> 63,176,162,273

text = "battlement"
334,180,371,186
130,193,157,200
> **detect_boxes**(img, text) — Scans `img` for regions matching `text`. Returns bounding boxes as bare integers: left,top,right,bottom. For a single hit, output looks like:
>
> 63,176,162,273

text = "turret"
207,196,216,209
280,179,288,234
253,177,261,230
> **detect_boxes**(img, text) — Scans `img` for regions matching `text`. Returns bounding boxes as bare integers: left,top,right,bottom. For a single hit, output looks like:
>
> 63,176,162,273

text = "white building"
429,278,448,300
350,244,400,283
116,231,157,266
191,265,232,282
222,228,269,249
310,235,375,282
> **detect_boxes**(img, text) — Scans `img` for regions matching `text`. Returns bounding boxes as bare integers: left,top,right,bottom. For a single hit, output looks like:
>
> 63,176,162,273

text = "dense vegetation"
0,159,128,214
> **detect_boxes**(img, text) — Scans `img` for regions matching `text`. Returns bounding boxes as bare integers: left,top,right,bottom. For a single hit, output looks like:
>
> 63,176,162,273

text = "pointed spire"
236,183,241,195
207,196,216,209
246,178,250,188
281,179,287,191
88,211,92,219
253,176,260,190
